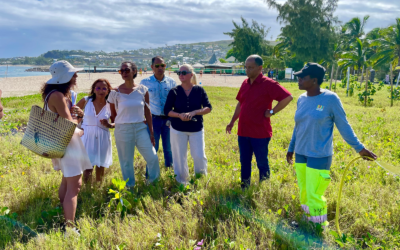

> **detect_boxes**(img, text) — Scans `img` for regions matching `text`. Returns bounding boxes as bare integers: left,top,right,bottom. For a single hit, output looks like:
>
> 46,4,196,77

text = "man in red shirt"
226,55,293,188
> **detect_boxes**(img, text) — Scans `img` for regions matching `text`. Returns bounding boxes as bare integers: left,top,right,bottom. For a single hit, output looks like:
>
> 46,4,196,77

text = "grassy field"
0,82,400,249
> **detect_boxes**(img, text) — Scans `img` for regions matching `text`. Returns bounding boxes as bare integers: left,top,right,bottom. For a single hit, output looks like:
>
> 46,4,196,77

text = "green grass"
0,82,400,249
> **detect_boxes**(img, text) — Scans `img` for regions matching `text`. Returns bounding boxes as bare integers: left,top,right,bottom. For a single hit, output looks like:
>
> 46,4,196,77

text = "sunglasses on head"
95,87,108,91
118,68,131,74
155,64,166,68
177,71,192,76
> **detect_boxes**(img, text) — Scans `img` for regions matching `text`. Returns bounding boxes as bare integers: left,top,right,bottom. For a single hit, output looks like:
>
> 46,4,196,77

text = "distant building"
66,55,84,59
192,63,205,69
201,53,219,64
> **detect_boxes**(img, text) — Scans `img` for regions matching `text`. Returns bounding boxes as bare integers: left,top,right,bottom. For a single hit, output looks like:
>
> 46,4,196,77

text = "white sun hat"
46,60,84,84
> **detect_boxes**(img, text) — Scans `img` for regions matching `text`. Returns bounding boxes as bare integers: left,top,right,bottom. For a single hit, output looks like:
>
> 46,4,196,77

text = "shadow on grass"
200,182,335,249
1,169,335,249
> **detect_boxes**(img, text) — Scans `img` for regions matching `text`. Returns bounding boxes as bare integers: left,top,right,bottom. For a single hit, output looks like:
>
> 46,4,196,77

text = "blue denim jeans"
147,115,173,167
238,136,271,188
115,122,160,187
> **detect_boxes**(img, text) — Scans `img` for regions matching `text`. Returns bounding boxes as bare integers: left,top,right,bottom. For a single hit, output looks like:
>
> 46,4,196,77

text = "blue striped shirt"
140,75,177,115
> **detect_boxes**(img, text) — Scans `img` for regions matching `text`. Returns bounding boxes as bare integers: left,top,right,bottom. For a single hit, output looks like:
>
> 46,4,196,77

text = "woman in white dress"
76,79,113,183
40,60,92,235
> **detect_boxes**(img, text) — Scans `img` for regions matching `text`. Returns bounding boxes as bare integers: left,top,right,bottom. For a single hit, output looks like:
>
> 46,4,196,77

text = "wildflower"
368,166,371,169
4,166,7,169
22,172,25,175
1,175,3,178
387,173,390,175
194,247,201,250
10,153,12,155
197,239,204,246
233,168,238,171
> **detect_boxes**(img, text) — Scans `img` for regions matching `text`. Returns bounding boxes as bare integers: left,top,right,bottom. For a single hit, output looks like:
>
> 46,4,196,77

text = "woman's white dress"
80,97,113,168
46,99,92,178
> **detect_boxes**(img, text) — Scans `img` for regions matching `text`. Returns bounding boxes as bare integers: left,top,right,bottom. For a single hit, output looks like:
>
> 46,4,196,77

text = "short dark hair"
246,55,263,66
152,56,164,65
310,74,324,85
120,61,138,79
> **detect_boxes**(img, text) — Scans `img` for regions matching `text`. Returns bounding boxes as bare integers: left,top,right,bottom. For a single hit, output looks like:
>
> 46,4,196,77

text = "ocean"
0,66,120,78
0,66,51,78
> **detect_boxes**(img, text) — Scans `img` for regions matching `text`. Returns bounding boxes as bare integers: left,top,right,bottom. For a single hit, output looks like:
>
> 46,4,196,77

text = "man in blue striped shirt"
141,56,177,168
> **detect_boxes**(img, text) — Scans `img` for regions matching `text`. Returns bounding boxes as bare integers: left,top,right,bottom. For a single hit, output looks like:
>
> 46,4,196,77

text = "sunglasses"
95,87,109,91
118,68,131,74
177,71,192,76
155,64,166,68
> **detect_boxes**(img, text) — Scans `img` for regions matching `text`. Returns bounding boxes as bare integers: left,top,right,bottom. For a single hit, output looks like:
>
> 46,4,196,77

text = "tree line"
224,0,400,83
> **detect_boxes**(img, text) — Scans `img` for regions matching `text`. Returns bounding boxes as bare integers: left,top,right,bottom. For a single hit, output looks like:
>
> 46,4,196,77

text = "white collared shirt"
140,75,177,115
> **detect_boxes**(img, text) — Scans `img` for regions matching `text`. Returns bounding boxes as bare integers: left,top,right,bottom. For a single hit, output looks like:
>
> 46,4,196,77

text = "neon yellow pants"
295,162,331,225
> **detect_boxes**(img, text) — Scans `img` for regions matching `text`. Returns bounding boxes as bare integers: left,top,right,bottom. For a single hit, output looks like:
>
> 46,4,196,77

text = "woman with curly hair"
41,60,92,236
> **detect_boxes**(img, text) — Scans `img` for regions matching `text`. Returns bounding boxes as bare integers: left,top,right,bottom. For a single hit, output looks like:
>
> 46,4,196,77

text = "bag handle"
41,90,62,123
42,90,57,116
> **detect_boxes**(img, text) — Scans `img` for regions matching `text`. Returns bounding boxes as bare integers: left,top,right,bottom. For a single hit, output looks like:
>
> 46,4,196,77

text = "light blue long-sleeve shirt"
288,90,364,157
140,75,177,115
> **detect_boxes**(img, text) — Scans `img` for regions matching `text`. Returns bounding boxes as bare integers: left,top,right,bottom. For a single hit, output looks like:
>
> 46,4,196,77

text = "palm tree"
371,18,400,68
338,38,369,80
342,15,370,44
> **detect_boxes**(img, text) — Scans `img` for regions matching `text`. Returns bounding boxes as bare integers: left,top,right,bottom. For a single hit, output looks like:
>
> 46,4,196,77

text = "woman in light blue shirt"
286,63,376,228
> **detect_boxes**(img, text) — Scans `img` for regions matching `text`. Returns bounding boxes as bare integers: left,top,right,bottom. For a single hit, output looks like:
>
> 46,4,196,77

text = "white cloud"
0,0,398,57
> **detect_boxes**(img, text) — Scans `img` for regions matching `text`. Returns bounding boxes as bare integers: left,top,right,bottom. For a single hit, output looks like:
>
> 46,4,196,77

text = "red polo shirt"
236,74,291,138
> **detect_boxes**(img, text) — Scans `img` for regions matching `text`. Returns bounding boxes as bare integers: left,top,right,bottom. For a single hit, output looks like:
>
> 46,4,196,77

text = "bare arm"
265,95,293,118
75,97,87,123
76,98,86,110
109,103,116,123
100,103,116,129
226,102,241,134
144,92,155,146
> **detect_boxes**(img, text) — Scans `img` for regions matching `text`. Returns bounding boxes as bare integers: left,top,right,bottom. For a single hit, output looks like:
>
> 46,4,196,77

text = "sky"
0,0,399,58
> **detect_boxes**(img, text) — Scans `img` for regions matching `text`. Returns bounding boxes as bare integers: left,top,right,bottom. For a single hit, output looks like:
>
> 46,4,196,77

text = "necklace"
183,86,193,92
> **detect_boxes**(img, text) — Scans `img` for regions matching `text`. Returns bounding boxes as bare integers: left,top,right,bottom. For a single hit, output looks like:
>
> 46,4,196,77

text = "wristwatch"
270,109,275,116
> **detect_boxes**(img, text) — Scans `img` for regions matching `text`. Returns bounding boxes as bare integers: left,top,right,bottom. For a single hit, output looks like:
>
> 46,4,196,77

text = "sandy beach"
0,71,248,97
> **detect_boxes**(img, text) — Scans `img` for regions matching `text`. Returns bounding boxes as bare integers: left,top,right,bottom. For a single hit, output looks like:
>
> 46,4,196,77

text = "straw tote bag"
20,90,77,158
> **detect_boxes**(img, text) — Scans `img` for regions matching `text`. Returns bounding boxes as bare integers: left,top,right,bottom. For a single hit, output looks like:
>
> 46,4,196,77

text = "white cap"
46,61,83,84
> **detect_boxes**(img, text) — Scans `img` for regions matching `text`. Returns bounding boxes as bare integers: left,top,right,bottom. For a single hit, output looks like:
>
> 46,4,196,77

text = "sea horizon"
0,65,121,78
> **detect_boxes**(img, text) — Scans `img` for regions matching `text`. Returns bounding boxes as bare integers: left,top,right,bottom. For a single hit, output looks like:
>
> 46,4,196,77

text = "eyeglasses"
155,64,166,68
95,87,108,91
177,71,192,76
119,68,131,74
